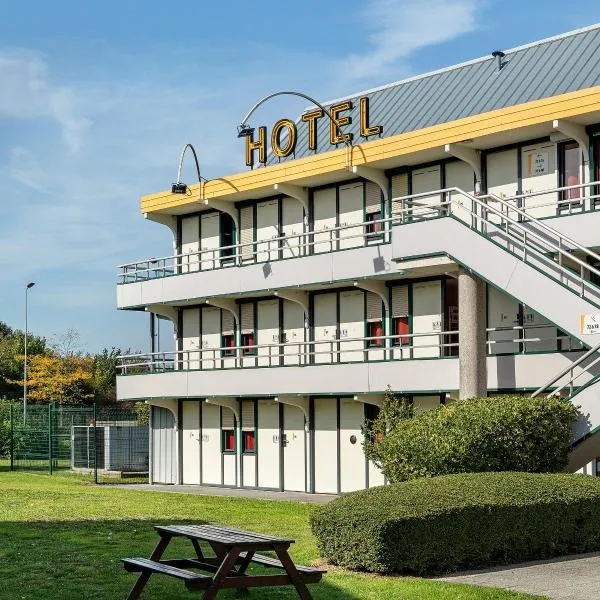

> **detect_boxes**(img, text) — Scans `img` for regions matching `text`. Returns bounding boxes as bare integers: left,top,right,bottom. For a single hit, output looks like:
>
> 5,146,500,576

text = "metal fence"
6,403,149,484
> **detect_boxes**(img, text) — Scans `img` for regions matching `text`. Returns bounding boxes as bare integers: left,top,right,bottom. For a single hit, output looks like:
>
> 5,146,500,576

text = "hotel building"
117,25,600,492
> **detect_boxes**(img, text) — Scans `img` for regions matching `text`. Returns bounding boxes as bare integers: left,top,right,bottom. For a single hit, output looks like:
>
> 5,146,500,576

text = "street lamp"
171,143,205,198
24,282,35,420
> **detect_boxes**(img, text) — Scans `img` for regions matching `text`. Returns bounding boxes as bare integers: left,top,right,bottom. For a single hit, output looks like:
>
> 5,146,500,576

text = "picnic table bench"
122,524,325,599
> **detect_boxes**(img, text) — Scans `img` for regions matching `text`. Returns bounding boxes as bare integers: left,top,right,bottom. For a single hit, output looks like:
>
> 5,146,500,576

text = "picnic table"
122,524,325,599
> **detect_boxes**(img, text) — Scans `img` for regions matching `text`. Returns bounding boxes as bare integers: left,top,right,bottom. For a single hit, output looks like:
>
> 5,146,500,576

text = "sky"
0,0,599,354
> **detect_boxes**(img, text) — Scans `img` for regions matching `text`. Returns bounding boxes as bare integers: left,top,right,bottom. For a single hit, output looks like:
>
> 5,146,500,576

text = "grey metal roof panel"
265,25,600,166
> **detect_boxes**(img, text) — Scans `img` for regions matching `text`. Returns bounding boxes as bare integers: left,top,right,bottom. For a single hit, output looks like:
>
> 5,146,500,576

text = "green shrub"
364,394,578,482
310,472,600,575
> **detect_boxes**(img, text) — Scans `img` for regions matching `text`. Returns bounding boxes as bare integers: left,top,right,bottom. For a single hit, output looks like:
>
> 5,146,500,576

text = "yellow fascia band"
141,85,600,214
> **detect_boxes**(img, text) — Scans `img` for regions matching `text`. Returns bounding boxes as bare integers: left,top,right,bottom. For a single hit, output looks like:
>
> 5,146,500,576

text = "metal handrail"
531,340,600,398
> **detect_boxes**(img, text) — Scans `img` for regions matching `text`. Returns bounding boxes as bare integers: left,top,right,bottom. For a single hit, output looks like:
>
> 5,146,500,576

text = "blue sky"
0,0,599,353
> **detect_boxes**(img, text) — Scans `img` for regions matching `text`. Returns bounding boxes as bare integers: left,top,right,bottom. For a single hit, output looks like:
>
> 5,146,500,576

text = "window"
220,214,236,260
222,429,235,452
367,320,384,346
365,211,382,237
221,334,235,357
242,430,255,453
241,332,255,355
559,142,582,209
392,316,410,346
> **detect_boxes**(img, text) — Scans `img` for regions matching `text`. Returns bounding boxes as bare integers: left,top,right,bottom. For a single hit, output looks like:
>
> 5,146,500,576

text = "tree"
8,353,93,404
91,348,121,404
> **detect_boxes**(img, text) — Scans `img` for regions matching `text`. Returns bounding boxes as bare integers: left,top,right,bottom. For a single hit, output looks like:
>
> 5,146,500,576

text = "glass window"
367,321,384,347
392,316,410,346
242,430,255,453
241,332,255,355
222,430,235,452
221,334,235,357
560,142,582,206
220,214,236,259
366,212,382,237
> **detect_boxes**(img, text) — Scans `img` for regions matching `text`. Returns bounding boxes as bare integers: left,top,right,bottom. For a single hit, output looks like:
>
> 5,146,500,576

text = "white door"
487,286,520,354
257,299,280,367
313,187,337,253
339,290,364,362
338,182,363,249
182,308,200,370
339,398,366,492
283,300,305,365
522,306,557,353
256,200,279,262
283,404,306,492
181,216,199,273
241,400,256,488
313,293,337,364
313,398,338,494
182,401,200,484
486,149,518,225
200,212,220,270
200,403,221,485
281,197,304,258
239,205,254,263
446,160,475,225
222,407,237,487
201,307,221,369
412,165,442,216
412,281,442,358
257,400,280,489
521,142,558,218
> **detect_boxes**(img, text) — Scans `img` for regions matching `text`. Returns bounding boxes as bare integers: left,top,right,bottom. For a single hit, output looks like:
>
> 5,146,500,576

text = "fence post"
48,403,53,475
93,403,98,485
9,402,14,471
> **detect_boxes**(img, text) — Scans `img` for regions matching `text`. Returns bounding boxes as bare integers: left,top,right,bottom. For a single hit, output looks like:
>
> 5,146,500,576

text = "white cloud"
335,0,481,87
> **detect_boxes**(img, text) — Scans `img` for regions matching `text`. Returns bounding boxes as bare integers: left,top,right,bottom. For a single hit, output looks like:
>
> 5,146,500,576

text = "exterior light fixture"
171,143,205,198
237,124,255,138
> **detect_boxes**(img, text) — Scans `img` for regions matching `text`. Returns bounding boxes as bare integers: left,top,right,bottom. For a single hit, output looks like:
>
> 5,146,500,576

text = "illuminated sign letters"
244,95,383,167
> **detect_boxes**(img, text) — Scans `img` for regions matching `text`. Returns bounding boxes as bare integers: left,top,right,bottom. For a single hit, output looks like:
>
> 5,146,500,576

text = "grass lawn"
0,470,547,599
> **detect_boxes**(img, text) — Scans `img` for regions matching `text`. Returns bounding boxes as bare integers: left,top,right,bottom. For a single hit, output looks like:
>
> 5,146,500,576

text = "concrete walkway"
437,552,600,600
116,483,337,504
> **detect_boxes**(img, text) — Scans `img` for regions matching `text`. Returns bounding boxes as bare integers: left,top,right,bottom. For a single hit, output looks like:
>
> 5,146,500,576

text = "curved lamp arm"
238,91,353,148
172,143,205,197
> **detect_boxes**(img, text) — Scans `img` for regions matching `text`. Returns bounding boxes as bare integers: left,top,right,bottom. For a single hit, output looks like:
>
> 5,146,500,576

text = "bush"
310,472,600,575
364,394,578,482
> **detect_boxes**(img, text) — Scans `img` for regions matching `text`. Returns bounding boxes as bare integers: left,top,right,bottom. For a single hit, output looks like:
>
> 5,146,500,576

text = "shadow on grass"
0,519,360,600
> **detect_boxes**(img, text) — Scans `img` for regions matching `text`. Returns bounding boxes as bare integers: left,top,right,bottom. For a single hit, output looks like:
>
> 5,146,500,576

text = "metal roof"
266,24,600,165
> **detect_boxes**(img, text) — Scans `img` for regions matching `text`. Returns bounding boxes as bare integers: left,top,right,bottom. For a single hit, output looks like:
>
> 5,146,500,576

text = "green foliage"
91,348,121,404
0,397,11,457
363,394,578,482
311,472,600,575
133,401,150,425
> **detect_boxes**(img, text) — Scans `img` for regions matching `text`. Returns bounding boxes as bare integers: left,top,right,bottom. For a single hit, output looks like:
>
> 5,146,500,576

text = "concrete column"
458,269,487,399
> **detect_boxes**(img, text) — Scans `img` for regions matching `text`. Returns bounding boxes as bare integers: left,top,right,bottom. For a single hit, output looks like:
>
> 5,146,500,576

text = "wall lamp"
171,143,207,197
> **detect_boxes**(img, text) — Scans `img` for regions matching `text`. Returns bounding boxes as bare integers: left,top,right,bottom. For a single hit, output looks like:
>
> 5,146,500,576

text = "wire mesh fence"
5,403,149,484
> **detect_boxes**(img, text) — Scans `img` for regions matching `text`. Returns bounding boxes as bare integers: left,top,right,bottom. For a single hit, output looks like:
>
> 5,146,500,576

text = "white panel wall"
181,401,200,484
282,404,306,492
151,406,177,484
412,281,442,358
283,300,305,365
521,141,558,218
256,199,279,262
257,300,280,367
339,290,363,362
313,187,337,253
339,398,366,492
181,216,199,273
201,306,221,369
281,197,304,258
313,293,337,364
200,212,220,270
338,182,364,250
522,306,556,352
201,403,221,485
412,165,442,208
487,286,520,354
487,149,518,199
257,400,280,489
182,308,201,369
446,161,475,224
314,398,338,494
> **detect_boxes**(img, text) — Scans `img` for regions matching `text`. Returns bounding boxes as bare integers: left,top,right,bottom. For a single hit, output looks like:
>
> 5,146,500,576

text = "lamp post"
237,91,353,162
24,282,35,420
171,143,205,198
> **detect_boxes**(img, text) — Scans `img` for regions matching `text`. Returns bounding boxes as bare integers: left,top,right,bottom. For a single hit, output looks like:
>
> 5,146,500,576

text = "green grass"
0,469,547,599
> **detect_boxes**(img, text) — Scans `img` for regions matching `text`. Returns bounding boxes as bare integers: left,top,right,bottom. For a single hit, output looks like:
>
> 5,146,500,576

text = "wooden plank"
122,557,211,586
238,551,325,575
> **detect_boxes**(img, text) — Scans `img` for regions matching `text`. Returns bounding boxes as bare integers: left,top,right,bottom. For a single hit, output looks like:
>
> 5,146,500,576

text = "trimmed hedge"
363,395,578,482
310,472,600,575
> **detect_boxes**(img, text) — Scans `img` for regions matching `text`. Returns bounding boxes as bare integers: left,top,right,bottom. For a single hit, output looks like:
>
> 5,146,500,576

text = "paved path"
115,483,337,504
437,552,600,600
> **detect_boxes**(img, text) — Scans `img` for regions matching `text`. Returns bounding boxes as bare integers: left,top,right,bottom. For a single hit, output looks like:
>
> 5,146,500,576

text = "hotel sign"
243,96,383,167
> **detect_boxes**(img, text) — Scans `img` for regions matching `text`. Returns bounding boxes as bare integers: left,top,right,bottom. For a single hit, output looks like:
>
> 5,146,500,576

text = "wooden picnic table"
122,524,325,599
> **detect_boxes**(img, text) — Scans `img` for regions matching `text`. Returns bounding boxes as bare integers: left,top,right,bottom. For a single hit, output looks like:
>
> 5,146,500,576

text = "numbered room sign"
580,314,600,335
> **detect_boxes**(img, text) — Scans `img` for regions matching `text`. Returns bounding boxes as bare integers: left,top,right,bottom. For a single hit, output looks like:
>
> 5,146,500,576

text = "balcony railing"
118,215,391,284
117,325,579,375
